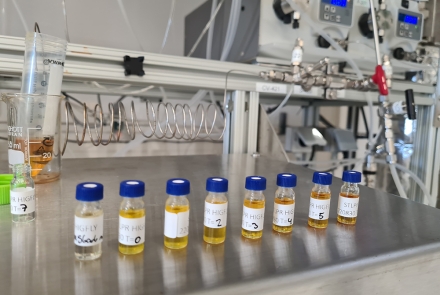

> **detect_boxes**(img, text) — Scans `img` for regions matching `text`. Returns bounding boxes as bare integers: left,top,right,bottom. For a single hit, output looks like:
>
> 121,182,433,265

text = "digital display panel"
398,13,418,25
330,0,347,7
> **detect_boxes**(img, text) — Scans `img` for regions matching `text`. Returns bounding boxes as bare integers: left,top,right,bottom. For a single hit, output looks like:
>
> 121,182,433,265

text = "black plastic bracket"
123,55,145,76
405,89,416,120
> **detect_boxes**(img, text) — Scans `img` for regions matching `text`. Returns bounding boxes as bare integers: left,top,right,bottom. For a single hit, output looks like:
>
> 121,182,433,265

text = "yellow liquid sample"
242,199,265,239
119,209,145,255
337,192,359,225
164,204,189,249
308,190,331,229
272,197,294,233
203,200,227,244
15,137,54,177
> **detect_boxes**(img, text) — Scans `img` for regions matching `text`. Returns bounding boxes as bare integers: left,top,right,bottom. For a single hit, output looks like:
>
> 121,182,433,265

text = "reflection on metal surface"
302,227,331,265
161,247,187,292
11,223,36,295
257,106,289,162
333,224,356,259
74,260,103,295
237,236,262,278
269,231,293,271
200,242,225,287
118,253,144,295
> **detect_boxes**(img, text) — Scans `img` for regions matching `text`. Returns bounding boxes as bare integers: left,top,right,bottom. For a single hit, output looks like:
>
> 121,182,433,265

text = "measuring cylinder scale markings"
10,164,35,223
164,179,190,249
119,180,146,255
74,183,104,261
337,171,362,225
242,176,267,239
273,173,297,233
308,172,333,229
4,93,63,183
203,177,228,244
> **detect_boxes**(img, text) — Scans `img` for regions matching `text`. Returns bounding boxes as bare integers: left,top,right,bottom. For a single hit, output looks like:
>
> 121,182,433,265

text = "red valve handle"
371,65,389,96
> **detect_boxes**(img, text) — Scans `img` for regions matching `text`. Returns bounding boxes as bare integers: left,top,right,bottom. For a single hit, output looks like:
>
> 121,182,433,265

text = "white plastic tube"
389,163,408,199
160,0,176,53
375,159,431,205
220,0,241,61
206,0,219,60
268,87,294,119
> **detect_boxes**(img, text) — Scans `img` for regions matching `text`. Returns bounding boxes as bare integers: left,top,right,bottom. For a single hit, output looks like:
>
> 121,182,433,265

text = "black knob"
317,35,331,48
273,0,291,24
359,13,373,39
405,89,416,120
393,47,406,60
293,19,299,29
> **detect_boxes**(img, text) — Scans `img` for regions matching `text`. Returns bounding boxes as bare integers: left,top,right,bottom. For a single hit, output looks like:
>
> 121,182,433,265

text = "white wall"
0,0,206,55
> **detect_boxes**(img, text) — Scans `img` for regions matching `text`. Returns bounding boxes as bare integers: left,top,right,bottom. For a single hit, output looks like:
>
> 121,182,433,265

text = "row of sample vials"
73,170,361,261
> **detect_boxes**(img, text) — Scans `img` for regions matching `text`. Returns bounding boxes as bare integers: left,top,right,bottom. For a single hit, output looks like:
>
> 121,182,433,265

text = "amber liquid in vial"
74,212,103,260
272,197,295,233
119,208,145,255
308,190,331,229
337,192,359,225
203,200,227,244
164,204,189,249
242,199,265,239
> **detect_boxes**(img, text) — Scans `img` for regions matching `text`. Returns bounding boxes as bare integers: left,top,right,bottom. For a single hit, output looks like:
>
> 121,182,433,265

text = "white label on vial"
164,210,189,239
273,203,295,226
74,215,104,247
119,216,146,245
308,198,330,221
242,206,265,231
10,187,35,215
337,195,359,218
204,202,228,228
291,48,303,64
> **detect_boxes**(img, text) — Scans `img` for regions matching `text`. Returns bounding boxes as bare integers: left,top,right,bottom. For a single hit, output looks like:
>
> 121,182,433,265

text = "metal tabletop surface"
1,154,440,295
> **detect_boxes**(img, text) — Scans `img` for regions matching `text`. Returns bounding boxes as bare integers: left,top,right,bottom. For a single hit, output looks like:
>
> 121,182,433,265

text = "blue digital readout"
398,13,418,25
330,0,347,7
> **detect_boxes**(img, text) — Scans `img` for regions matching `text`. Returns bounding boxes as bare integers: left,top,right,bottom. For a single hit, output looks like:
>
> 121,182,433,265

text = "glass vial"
241,176,266,239
273,173,296,233
308,172,332,229
119,180,146,255
337,171,361,225
10,164,35,223
203,177,228,244
164,179,190,249
74,182,104,260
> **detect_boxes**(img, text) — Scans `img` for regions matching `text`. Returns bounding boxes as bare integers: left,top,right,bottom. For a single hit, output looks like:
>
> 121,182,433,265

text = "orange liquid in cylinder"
14,137,54,177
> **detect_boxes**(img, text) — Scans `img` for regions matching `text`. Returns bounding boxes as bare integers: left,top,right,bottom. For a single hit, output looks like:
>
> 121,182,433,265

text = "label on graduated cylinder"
204,202,228,228
119,216,146,246
74,215,104,247
164,210,189,239
10,187,35,215
242,206,264,231
273,203,295,226
308,198,330,220
337,195,359,218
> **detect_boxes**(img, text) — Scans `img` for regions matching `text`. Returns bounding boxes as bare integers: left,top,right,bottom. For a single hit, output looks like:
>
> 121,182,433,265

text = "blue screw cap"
166,178,190,196
277,173,297,188
120,180,145,198
342,171,362,183
76,182,104,202
206,177,228,193
312,172,332,185
245,176,266,191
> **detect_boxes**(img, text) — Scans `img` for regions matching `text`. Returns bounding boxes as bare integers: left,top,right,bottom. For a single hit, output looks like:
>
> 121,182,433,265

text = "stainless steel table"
1,155,440,295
